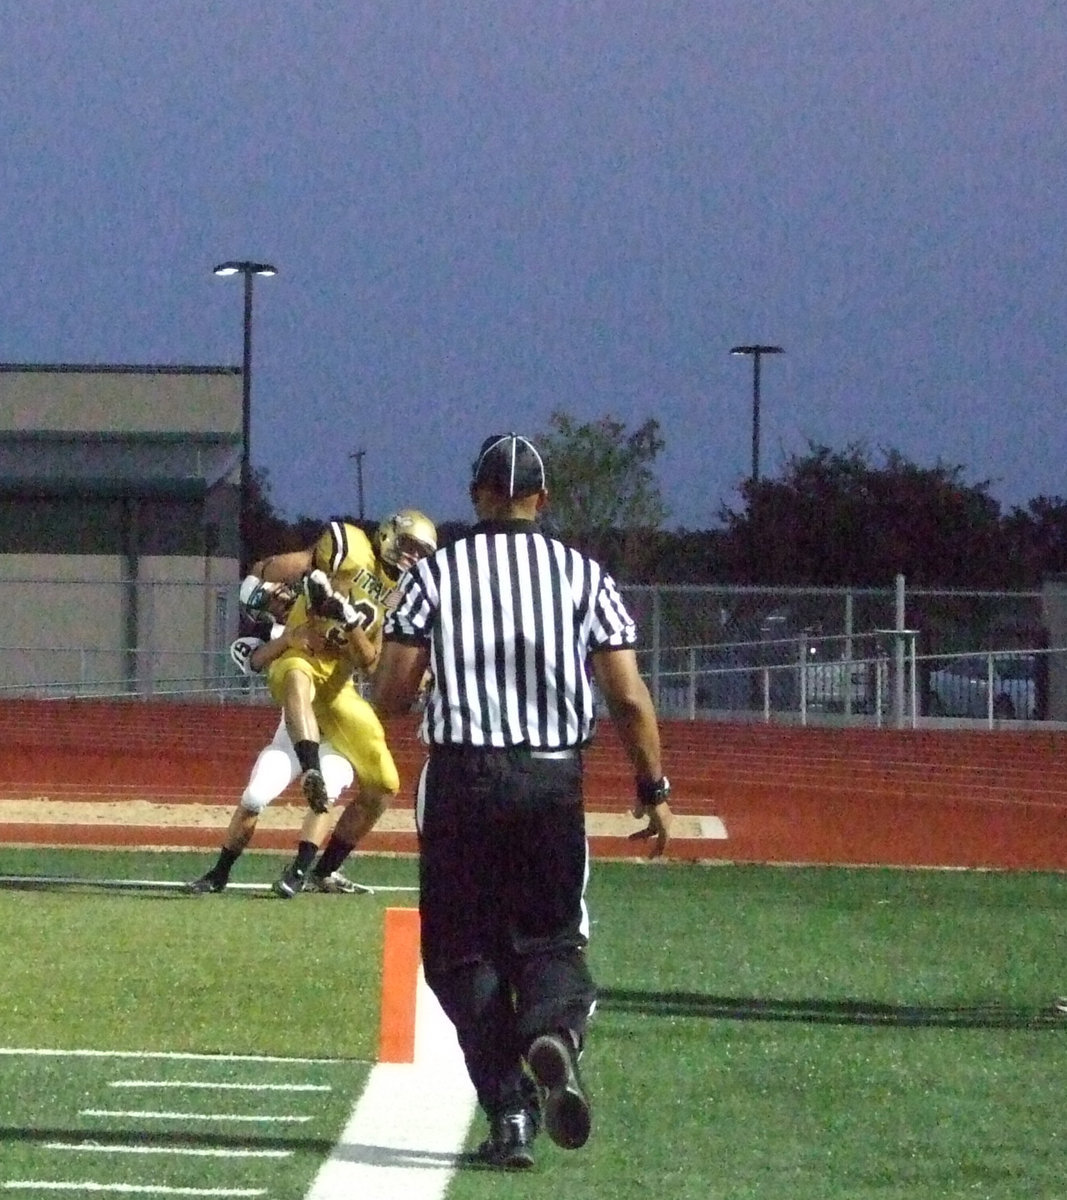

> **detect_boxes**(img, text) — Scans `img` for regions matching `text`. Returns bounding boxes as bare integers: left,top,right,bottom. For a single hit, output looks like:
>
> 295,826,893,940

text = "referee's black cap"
471,433,546,498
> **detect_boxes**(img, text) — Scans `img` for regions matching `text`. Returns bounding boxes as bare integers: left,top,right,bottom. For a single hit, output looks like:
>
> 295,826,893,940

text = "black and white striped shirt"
383,519,637,748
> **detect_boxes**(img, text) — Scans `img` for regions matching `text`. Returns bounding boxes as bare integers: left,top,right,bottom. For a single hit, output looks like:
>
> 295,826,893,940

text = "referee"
371,432,672,1170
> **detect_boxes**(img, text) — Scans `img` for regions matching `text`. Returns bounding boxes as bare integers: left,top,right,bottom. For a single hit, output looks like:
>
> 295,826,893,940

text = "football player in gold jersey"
255,510,436,896
185,577,362,897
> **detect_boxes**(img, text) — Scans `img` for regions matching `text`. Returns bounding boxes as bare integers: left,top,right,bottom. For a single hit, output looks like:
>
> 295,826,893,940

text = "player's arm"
230,623,317,677
591,646,673,858
326,622,380,672
249,623,315,671
251,547,315,585
349,623,382,672
370,639,431,716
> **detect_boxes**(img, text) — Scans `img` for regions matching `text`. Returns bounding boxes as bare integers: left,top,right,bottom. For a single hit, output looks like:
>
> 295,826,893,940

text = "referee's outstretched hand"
628,799,673,859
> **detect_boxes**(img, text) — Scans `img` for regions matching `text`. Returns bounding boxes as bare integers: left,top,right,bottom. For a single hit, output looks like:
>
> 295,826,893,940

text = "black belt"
430,742,579,760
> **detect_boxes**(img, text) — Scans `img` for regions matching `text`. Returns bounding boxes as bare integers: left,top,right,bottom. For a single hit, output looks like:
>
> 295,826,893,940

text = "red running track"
0,700,1065,870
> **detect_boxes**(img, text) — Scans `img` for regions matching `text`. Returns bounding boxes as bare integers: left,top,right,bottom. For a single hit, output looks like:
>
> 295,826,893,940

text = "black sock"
211,845,240,881
294,740,321,774
313,838,354,878
293,840,318,874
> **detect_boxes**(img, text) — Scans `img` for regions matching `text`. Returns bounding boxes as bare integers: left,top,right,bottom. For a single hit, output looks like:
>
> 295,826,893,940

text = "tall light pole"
349,448,367,522
213,260,277,572
729,344,784,487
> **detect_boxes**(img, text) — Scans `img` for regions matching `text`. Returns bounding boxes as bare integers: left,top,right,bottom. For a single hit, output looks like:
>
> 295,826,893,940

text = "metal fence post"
798,630,809,726
687,645,697,720
650,586,662,710
844,589,854,716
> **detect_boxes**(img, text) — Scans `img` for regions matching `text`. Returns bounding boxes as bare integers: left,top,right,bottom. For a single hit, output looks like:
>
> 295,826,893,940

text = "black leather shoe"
468,1109,535,1170
528,1032,592,1149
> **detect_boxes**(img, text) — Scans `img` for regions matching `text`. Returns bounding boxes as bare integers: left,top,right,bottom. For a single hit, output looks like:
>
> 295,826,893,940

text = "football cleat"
271,863,307,899
308,871,373,895
186,872,226,895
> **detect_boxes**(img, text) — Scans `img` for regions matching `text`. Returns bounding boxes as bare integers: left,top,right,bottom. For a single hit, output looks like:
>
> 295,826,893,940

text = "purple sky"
2,1,1065,530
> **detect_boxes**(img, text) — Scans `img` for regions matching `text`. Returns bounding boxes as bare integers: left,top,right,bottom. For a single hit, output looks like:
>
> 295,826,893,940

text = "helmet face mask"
378,509,437,574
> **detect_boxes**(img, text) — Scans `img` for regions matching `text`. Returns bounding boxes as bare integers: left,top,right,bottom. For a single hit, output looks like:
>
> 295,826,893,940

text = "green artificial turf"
2,848,1065,1198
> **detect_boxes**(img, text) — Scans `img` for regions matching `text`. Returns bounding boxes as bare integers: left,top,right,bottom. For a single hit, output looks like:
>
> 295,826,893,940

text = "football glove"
303,569,361,629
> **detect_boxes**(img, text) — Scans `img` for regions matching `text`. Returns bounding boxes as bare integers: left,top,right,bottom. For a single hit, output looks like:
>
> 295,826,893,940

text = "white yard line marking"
2,1184,265,1196
0,1048,346,1064
45,1143,290,1159
304,967,477,1200
0,874,419,893
80,1110,309,1123
698,816,729,839
581,812,729,839
109,1081,330,1092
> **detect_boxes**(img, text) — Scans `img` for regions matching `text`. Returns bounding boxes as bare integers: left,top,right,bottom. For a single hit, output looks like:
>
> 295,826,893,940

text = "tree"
1003,495,1067,586
717,441,1008,586
244,468,301,564
536,411,668,571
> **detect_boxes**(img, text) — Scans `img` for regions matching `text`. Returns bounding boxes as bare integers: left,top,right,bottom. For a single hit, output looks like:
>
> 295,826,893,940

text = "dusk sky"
2,1,1065,531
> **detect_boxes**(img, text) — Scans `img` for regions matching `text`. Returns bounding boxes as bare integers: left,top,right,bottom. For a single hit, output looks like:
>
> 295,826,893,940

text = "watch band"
637,775,670,807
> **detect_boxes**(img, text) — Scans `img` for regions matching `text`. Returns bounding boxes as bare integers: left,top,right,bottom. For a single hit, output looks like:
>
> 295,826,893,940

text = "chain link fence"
0,574,1055,724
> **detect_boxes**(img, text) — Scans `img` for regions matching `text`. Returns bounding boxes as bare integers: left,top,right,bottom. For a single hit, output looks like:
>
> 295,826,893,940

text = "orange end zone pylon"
378,906,422,1063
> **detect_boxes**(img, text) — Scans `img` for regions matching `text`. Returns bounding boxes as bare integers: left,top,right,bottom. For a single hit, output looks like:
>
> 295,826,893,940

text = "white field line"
109,1081,330,1092
1,1184,265,1195
0,1048,351,1064
80,1110,310,1124
304,966,477,1200
0,875,419,893
45,1143,290,1159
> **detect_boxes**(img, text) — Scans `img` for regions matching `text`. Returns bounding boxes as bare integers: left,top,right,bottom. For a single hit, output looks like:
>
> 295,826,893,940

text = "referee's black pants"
415,744,596,1119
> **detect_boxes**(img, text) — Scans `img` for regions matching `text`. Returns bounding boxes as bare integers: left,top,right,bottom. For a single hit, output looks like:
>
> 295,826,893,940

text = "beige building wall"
0,368,241,435
0,365,242,694
0,553,233,693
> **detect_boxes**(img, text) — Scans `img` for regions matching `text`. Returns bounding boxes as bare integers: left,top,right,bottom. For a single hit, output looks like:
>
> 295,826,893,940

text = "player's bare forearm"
249,624,310,672
254,548,314,584
371,640,430,716
345,626,380,671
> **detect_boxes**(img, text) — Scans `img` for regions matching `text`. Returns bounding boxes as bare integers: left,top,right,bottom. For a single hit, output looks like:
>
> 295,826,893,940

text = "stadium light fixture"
729,344,784,487
213,260,278,573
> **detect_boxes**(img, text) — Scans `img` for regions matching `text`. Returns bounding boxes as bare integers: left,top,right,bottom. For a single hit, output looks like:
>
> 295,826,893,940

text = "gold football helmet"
377,509,437,575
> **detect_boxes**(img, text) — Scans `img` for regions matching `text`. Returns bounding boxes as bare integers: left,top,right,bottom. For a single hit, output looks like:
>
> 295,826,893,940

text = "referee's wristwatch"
637,775,671,809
